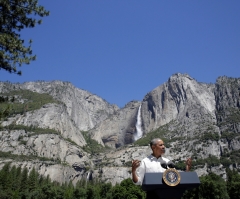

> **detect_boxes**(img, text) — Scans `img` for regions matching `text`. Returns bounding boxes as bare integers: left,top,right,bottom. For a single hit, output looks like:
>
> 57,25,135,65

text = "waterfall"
134,105,143,141
86,172,90,180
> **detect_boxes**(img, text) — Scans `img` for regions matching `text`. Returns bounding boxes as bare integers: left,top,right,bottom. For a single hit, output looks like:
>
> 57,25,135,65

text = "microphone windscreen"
161,161,168,169
167,161,175,168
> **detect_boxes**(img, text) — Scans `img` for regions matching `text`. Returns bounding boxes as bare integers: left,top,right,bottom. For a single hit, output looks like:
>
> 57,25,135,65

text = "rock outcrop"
89,101,141,148
1,103,86,146
0,74,240,185
141,73,216,135
0,81,119,131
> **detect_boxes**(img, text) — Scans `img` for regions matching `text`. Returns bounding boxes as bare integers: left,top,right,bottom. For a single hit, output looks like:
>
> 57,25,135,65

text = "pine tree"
100,182,112,198
226,168,240,199
9,165,17,190
28,167,38,192
15,165,22,190
0,162,11,190
199,172,229,199
0,0,49,75
19,166,29,198
64,181,74,199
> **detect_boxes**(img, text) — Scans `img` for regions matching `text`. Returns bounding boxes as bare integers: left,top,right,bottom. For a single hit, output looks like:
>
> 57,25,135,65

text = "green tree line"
182,168,240,199
1,163,240,199
0,163,145,199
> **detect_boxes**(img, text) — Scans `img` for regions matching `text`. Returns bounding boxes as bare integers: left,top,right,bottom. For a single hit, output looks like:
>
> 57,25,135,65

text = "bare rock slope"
0,74,240,185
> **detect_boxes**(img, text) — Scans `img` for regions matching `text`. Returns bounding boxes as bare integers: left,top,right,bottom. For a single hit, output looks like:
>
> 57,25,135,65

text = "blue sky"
1,0,240,107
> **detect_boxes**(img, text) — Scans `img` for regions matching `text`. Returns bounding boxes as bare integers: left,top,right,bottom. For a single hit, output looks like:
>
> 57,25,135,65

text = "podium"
142,172,200,199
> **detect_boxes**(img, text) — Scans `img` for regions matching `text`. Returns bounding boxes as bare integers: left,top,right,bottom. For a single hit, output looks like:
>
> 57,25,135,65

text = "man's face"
152,140,165,157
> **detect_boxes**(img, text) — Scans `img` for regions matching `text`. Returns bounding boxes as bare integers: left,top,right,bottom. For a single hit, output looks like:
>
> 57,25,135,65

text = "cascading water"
134,105,143,141
86,172,90,180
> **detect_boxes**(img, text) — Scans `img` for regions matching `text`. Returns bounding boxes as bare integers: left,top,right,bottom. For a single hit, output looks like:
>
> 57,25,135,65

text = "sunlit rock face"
0,81,119,131
141,73,216,135
214,77,240,152
89,101,141,148
0,74,240,185
0,129,91,185
0,80,119,184
0,160,89,185
1,103,87,146
0,129,86,162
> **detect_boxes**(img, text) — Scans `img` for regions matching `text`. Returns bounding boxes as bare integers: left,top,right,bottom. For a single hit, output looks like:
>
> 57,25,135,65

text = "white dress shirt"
133,154,170,185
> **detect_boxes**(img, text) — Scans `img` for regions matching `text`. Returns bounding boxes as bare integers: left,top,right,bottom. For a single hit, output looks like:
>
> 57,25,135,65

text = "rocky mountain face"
215,77,240,151
89,100,141,148
0,74,240,185
0,129,91,184
140,74,219,159
0,81,119,131
141,74,216,134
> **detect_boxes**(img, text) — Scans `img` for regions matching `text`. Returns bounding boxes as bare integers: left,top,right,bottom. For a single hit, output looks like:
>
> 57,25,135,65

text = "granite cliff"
0,74,239,185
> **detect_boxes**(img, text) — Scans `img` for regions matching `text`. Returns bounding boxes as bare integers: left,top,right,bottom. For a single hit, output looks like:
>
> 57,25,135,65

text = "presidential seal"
163,168,181,186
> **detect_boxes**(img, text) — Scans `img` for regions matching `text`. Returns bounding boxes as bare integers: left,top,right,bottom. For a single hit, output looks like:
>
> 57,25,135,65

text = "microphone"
160,161,168,169
167,161,175,168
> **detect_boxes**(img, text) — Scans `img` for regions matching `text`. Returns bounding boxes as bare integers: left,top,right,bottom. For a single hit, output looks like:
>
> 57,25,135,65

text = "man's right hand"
132,159,141,171
132,159,141,183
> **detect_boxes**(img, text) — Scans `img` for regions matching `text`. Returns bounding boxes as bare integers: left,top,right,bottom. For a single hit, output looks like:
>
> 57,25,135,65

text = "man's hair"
150,138,162,148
